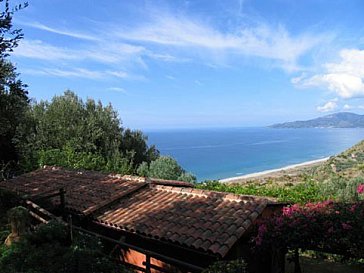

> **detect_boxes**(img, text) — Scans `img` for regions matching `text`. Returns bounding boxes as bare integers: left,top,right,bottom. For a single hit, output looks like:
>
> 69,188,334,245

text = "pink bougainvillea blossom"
341,222,352,230
357,184,364,194
255,201,364,258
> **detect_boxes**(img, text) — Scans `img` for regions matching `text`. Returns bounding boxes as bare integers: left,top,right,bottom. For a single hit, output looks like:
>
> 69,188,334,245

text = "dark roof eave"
93,219,222,259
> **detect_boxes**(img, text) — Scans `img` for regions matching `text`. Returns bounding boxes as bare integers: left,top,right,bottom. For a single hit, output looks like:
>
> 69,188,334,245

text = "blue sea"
146,128,364,181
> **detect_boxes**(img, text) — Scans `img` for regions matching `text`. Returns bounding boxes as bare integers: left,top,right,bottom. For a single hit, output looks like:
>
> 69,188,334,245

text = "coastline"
219,157,330,183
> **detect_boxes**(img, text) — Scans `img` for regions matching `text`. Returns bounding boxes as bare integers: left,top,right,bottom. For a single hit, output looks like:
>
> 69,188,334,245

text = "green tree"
138,156,196,182
177,172,196,183
20,91,159,174
28,91,121,157
148,156,183,180
120,128,159,167
0,0,29,178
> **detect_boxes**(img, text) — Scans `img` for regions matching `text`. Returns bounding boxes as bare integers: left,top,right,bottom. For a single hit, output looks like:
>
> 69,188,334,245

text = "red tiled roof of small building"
0,166,272,257
95,185,268,257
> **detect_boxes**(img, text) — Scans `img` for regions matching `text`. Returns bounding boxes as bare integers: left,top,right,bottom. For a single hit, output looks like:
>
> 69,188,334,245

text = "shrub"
0,189,21,210
0,220,131,273
255,201,364,259
202,259,247,273
37,146,133,175
320,176,364,202
137,156,197,183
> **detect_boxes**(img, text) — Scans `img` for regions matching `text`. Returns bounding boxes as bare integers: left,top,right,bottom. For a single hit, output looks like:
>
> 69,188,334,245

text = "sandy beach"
220,157,330,184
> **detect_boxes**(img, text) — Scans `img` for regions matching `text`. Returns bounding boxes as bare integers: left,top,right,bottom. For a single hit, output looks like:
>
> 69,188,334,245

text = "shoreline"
219,157,330,183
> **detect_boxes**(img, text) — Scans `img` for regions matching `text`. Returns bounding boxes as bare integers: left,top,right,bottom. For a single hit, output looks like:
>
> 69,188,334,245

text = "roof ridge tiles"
152,185,272,204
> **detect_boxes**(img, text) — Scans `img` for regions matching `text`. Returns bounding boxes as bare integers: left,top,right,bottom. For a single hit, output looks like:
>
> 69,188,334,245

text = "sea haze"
146,127,364,181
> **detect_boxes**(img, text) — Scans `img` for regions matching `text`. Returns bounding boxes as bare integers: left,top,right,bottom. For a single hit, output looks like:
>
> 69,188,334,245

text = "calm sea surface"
146,128,364,181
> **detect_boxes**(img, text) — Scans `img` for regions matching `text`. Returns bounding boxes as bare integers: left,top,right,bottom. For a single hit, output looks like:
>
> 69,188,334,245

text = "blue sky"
8,0,364,129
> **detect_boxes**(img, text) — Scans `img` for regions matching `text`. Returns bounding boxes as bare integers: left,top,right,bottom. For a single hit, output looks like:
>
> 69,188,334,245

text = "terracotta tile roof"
95,185,269,257
0,166,147,215
0,167,271,257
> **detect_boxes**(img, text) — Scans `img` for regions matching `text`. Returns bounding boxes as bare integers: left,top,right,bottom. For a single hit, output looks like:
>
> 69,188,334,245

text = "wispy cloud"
14,40,78,61
115,13,330,70
22,67,105,79
293,49,364,98
106,70,128,79
194,80,203,86
19,21,99,41
13,9,333,81
13,39,145,64
166,75,176,80
108,87,127,93
22,67,133,80
146,52,189,63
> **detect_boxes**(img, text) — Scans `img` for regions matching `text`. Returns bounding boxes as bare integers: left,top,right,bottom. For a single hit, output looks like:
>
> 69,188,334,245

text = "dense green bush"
0,189,21,210
37,145,133,175
0,220,131,273
202,259,247,273
320,176,364,202
137,156,196,182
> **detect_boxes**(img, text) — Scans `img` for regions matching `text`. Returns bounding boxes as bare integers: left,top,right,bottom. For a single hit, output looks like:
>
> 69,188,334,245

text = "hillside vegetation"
318,140,364,178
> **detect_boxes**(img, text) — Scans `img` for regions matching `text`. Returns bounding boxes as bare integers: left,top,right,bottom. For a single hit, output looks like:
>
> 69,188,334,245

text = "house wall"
120,248,183,273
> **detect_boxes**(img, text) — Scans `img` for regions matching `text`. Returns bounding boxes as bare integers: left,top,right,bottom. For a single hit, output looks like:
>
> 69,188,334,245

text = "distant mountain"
270,112,364,128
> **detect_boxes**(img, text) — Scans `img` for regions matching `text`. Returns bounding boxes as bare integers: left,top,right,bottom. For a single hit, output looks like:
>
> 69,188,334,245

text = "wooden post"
294,249,301,273
59,188,65,213
68,215,73,242
145,254,151,273
271,247,286,273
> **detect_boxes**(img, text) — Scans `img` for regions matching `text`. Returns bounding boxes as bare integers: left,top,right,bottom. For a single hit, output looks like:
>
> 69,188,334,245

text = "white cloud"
115,14,328,70
12,11,332,81
317,101,338,112
194,80,203,86
293,49,364,98
14,40,78,61
166,75,176,80
108,87,127,93
19,21,99,41
23,67,105,79
106,71,129,79
22,67,132,80
342,104,364,111
13,40,146,64
343,104,352,110
146,52,189,62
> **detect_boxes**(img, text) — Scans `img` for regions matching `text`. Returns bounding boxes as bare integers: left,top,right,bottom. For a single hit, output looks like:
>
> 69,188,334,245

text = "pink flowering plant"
357,184,364,194
255,201,364,258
